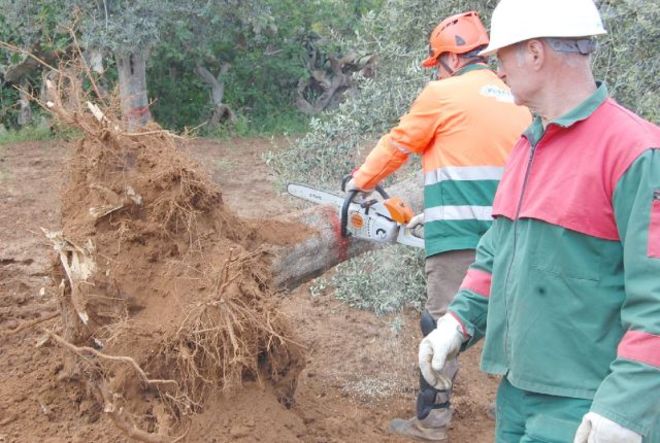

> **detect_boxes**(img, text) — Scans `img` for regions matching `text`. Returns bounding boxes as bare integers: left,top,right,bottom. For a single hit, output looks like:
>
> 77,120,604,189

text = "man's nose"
496,62,505,79
496,65,508,84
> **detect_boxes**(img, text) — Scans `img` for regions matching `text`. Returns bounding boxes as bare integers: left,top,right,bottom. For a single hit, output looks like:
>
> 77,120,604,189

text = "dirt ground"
0,137,497,442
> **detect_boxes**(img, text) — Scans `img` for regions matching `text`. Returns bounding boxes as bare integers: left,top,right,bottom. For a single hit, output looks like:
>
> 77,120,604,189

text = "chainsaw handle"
340,174,389,238
341,191,358,238
340,174,389,198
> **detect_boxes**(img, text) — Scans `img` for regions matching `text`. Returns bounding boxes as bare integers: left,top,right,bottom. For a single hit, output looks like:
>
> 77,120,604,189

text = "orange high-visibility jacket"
353,65,531,256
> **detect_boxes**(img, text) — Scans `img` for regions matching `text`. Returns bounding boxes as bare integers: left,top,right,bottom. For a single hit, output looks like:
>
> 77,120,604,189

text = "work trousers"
496,377,590,442
496,377,659,442
425,249,476,319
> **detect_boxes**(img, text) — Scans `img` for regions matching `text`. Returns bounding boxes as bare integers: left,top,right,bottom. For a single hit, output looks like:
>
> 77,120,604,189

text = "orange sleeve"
353,85,442,189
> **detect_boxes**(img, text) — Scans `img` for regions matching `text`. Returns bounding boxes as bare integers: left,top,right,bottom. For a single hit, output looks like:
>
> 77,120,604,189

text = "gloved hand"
573,412,642,443
345,177,374,195
418,314,467,390
407,213,424,229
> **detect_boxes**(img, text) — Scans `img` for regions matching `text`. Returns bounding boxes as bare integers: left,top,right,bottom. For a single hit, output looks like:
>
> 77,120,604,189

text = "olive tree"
270,0,657,187
0,0,271,129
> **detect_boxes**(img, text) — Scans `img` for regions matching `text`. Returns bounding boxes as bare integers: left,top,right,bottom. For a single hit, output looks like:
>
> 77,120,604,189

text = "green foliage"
269,0,498,188
0,85,20,128
594,0,660,121
279,0,659,315
0,0,71,50
0,125,53,144
149,0,382,133
0,0,73,130
311,245,427,315
0,122,80,145
271,0,658,188
148,65,208,130
76,0,183,54
205,110,310,139
1,0,388,136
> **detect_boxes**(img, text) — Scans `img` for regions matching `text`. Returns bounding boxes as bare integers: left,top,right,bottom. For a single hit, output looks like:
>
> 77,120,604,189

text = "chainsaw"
287,177,424,249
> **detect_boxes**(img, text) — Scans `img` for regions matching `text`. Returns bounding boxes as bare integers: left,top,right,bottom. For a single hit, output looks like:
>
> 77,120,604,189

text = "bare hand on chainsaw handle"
407,213,424,229
419,314,467,390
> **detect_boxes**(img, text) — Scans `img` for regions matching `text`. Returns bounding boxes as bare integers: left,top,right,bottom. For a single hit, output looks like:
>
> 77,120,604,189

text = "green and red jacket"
449,83,660,437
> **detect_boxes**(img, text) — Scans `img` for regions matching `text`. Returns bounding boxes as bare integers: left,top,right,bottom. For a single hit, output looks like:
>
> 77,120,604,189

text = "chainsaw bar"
287,183,349,209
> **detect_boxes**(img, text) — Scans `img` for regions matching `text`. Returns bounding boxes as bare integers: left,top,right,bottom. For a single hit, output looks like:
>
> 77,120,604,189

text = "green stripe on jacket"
424,179,499,207
423,179,497,256
424,220,490,257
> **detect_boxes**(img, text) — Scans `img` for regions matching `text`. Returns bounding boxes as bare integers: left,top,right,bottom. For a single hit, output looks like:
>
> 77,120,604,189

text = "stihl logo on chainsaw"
349,211,365,229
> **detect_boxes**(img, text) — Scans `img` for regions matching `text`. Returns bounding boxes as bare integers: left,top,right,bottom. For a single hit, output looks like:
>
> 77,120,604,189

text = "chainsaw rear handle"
340,174,389,238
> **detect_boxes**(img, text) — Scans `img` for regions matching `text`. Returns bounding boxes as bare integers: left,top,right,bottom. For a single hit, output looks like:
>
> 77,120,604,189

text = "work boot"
389,407,452,441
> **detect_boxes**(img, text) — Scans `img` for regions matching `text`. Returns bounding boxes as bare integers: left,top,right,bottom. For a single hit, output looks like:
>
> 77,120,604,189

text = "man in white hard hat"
417,0,660,442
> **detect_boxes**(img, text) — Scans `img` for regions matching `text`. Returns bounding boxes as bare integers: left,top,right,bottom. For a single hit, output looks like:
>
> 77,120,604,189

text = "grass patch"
312,244,427,315
205,110,310,139
0,124,82,145
0,125,54,145
342,376,404,401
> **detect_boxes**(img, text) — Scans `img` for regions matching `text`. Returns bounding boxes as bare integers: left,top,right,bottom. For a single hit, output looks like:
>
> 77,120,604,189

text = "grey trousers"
425,249,476,319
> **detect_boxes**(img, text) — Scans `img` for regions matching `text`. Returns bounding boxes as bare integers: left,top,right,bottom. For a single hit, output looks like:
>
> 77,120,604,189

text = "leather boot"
389,407,452,441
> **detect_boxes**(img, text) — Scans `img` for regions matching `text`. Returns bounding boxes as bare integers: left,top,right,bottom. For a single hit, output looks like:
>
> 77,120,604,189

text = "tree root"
44,328,188,442
2,311,59,337
43,329,178,388
94,382,188,443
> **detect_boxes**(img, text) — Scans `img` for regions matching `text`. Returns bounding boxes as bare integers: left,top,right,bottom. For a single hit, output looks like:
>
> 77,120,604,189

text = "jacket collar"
454,62,490,77
524,82,608,146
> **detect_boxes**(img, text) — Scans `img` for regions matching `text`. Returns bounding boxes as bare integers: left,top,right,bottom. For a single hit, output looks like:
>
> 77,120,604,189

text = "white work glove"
407,213,424,229
574,412,642,443
418,314,467,390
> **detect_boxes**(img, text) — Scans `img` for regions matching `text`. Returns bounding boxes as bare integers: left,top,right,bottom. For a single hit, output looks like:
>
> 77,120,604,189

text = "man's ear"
526,39,545,70
449,52,461,70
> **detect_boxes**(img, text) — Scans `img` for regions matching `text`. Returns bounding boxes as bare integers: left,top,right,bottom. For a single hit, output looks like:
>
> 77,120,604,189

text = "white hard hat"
480,0,607,56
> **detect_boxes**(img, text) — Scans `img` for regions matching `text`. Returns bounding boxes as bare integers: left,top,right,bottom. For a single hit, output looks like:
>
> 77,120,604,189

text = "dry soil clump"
42,66,305,441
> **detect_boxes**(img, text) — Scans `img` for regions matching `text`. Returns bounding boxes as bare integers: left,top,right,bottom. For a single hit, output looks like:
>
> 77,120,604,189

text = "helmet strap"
461,56,488,66
438,58,456,76
545,38,596,55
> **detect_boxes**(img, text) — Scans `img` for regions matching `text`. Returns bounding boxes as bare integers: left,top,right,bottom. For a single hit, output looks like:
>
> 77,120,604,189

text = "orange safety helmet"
421,11,490,68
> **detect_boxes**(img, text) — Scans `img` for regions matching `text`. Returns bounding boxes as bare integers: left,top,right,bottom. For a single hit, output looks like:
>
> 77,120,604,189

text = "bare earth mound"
0,138,497,443
39,69,307,441
0,66,497,442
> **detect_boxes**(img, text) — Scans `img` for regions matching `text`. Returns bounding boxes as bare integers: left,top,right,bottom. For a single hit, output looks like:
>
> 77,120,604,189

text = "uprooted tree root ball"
42,62,305,441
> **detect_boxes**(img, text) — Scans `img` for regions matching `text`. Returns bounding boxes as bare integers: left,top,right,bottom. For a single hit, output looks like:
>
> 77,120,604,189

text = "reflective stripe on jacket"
353,65,531,256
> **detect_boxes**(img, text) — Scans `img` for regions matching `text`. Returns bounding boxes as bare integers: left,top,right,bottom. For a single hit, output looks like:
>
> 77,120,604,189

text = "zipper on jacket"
501,140,538,361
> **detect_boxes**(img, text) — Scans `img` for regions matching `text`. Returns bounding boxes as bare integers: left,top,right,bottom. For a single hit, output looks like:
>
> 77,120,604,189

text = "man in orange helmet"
345,11,531,441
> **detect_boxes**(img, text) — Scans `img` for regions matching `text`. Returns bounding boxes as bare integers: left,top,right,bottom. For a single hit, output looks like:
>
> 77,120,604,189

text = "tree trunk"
116,50,152,130
270,174,423,290
194,64,235,127
17,79,32,127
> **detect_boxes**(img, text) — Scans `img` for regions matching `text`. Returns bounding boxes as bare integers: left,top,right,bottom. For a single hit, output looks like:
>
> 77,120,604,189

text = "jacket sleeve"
447,223,496,348
353,84,443,190
590,148,660,437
